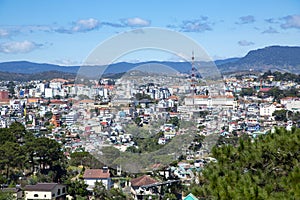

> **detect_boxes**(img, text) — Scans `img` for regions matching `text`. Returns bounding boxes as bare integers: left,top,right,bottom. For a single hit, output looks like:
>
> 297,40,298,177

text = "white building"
281,97,300,112
83,168,112,190
24,183,66,200
44,88,53,98
185,95,235,108
260,103,282,117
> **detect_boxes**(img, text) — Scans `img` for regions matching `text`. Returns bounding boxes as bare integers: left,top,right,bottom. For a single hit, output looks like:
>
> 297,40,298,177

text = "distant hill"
0,71,75,81
0,46,299,81
218,46,300,74
0,61,79,74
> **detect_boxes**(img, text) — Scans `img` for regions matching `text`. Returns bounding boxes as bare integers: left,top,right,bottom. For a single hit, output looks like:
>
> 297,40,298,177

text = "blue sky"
0,0,299,65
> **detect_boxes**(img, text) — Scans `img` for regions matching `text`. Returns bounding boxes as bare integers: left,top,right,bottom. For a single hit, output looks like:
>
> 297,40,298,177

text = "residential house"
130,175,158,200
24,183,66,200
83,167,112,191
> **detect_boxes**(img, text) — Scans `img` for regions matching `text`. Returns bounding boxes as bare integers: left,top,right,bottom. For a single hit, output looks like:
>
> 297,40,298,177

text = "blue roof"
184,193,199,200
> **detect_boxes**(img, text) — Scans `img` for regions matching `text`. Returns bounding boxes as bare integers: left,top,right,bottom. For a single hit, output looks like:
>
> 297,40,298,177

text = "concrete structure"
24,183,66,200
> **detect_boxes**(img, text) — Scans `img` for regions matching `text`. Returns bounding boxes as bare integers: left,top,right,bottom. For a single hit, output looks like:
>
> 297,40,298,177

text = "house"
281,97,300,112
130,175,158,200
83,167,111,190
184,193,199,200
24,183,66,200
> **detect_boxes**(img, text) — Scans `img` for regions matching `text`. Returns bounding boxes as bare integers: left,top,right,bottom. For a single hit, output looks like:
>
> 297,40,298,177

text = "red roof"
259,88,271,92
83,169,110,179
130,175,158,187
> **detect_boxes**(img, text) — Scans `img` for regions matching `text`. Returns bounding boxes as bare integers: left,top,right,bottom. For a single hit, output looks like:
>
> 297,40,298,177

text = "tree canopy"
189,127,300,199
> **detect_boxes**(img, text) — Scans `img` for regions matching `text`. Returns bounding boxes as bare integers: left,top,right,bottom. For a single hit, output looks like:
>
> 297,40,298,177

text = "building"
184,193,199,200
184,95,235,109
45,88,53,98
24,183,66,200
130,175,158,200
281,97,300,112
260,103,282,118
0,90,9,100
83,167,112,190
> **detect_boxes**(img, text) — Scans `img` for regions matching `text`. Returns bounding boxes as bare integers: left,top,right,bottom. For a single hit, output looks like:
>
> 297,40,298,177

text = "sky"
0,0,299,65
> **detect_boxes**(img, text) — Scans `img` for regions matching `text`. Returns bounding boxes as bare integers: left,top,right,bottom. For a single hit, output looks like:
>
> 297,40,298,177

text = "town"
0,66,299,199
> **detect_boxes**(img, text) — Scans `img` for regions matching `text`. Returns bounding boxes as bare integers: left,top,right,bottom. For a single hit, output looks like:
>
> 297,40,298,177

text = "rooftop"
130,175,158,187
83,168,110,179
24,183,63,191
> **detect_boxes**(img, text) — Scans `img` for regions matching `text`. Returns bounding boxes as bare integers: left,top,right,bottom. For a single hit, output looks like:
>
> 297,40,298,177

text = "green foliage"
266,87,300,101
69,151,103,168
66,179,89,198
135,93,152,101
130,131,163,153
273,109,287,121
168,117,179,127
0,190,14,200
162,193,177,200
192,127,300,199
262,70,300,83
93,181,128,200
44,111,53,119
240,87,256,97
0,123,66,184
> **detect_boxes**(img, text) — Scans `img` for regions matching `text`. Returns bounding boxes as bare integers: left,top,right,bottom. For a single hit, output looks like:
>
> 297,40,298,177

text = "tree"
66,179,89,200
273,109,287,121
0,141,23,180
192,127,300,199
44,111,53,119
168,117,179,127
0,190,14,200
162,193,177,200
240,87,255,97
93,181,109,200
109,188,127,199
69,152,103,168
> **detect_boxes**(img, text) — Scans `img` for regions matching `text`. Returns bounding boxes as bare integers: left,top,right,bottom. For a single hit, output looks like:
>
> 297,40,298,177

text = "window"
62,187,65,193
44,194,47,198
34,194,39,197
57,188,61,195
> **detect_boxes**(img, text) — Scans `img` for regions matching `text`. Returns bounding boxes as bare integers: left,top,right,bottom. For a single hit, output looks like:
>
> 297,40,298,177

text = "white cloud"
180,19,212,32
236,15,255,24
123,17,151,27
54,58,80,66
0,29,10,37
280,14,300,29
262,26,279,34
238,40,255,46
72,18,100,32
0,40,42,53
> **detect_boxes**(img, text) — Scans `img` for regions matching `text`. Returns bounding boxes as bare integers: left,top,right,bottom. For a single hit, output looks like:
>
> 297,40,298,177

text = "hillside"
218,46,300,74
0,46,299,81
0,71,76,81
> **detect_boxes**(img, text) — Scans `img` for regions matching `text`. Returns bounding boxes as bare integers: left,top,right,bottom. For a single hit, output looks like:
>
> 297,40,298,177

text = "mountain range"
0,45,299,81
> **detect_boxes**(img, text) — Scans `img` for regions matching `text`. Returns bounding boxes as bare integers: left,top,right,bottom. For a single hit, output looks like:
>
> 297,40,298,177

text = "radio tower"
190,51,197,96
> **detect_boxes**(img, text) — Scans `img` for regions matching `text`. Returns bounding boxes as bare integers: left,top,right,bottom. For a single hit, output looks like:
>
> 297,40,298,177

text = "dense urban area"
0,68,299,200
